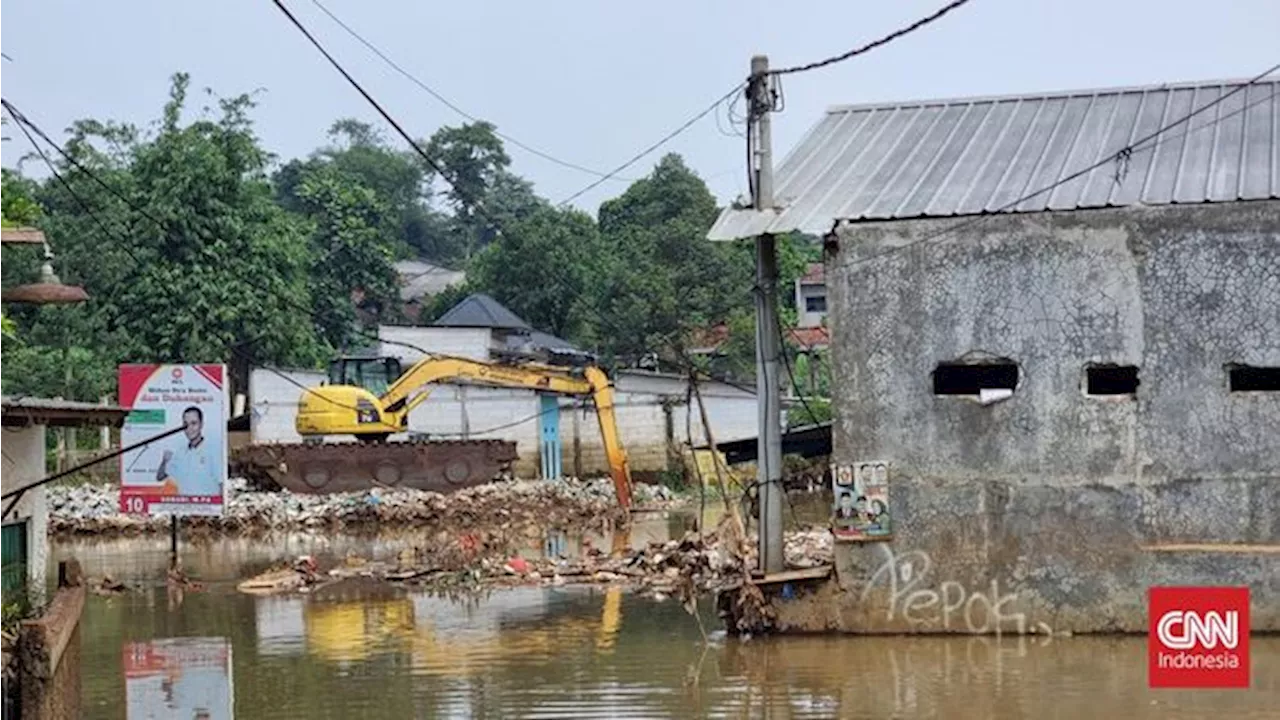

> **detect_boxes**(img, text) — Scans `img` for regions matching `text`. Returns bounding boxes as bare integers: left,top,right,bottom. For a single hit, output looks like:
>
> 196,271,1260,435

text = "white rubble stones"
45,476,676,536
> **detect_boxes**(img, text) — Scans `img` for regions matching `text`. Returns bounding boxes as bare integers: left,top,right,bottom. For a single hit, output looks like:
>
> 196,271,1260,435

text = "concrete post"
750,54,785,574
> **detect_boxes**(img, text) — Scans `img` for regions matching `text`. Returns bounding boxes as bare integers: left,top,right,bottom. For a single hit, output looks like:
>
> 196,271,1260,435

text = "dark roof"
525,330,577,351
1,396,129,428
433,293,531,330
709,76,1280,240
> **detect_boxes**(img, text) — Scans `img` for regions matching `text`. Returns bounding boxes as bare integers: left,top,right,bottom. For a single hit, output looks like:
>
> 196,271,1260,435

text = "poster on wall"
124,636,234,719
831,461,892,542
119,364,228,516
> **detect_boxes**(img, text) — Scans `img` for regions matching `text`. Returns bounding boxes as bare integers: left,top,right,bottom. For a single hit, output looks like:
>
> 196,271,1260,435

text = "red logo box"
1148,586,1250,689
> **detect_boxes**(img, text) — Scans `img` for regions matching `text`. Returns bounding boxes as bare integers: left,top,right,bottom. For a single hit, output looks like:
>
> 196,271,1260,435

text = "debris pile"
47,477,678,538
232,527,835,606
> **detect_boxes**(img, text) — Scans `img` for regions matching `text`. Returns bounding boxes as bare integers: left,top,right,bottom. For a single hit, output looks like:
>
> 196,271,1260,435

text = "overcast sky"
3,0,1277,214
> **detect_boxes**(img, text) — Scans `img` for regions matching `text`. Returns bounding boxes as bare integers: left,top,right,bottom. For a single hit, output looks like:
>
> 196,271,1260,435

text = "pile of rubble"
233,527,834,604
46,477,679,539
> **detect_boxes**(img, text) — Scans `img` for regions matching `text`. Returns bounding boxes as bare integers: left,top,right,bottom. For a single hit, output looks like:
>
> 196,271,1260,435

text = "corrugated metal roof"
709,76,1280,240
1,395,129,427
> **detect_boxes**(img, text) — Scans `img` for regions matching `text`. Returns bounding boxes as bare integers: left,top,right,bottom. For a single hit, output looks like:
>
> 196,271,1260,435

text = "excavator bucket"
231,439,519,495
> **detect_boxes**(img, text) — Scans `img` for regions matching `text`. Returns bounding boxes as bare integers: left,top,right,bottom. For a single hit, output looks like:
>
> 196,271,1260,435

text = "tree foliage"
2,72,826,403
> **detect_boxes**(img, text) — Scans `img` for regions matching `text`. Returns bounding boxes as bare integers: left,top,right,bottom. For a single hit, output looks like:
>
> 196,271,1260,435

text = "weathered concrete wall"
794,201,1280,634
0,424,49,598
17,561,85,720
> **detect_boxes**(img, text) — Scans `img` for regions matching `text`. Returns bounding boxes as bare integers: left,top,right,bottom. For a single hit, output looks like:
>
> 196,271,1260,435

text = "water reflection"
64,527,1280,719
53,509,703,588
123,636,233,720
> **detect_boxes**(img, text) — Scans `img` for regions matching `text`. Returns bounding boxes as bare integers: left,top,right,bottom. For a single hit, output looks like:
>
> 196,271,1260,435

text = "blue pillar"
538,394,562,480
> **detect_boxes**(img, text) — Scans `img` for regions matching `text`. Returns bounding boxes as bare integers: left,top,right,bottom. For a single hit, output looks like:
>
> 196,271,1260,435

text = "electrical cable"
270,1,768,398
2,102,373,418
306,0,633,183
829,62,1280,274
766,0,974,77
555,82,745,208
770,289,825,428
10,99,757,452
1,98,465,367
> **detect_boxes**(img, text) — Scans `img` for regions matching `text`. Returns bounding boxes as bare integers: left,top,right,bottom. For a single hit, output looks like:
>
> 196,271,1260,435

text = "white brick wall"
249,368,334,445
248,364,764,478
378,326,492,362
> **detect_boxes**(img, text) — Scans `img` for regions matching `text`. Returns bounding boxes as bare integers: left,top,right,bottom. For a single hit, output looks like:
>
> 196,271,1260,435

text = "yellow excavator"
232,354,634,507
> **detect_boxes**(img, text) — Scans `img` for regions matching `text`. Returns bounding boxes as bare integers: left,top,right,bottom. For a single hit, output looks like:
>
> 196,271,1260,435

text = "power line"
1,101,374,418
768,0,975,77
831,62,1280,273
0,97,444,365
555,82,745,208
268,0,766,396
306,0,634,183
270,0,507,238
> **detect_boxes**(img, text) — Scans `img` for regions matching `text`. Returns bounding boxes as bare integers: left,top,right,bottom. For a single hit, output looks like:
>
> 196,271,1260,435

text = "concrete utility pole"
749,54,785,575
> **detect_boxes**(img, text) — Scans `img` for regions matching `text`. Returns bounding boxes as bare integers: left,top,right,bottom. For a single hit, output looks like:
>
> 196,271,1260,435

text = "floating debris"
231,527,835,606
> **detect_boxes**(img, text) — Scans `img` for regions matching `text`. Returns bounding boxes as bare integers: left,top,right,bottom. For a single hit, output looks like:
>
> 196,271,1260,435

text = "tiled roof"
709,76,1280,240
799,263,824,285
687,324,829,352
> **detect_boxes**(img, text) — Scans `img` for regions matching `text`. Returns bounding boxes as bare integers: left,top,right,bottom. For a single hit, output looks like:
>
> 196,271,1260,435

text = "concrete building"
1,397,128,599
795,262,828,329
710,77,1280,633
251,295,762,479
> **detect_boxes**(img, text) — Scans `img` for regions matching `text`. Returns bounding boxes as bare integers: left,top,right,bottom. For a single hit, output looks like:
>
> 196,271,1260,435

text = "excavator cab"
327,356,403,397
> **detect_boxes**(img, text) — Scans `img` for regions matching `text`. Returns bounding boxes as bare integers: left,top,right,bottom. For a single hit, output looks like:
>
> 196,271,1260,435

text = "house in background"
395,259,466,322
795,262,828,329
251,294,765,480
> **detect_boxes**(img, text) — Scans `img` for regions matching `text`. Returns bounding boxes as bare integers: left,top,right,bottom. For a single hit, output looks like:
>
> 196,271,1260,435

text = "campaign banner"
124,636,234,719
119,364,228,516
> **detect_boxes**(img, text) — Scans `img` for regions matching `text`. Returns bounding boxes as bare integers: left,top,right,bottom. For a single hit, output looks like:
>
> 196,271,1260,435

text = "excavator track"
230,439,519,495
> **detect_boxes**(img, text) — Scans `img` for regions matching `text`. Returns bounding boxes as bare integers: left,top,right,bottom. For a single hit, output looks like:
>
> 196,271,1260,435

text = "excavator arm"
377,357,634,508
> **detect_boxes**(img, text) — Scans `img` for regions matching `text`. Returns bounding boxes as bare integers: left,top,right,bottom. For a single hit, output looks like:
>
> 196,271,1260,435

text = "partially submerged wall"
17,561,86,719
770,201,1280,634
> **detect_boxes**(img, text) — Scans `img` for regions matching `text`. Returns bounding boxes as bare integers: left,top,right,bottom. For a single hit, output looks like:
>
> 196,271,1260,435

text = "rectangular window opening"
805,295,827,313
1086,365,1140,396
1228,365,1280,392
932,361,1018,396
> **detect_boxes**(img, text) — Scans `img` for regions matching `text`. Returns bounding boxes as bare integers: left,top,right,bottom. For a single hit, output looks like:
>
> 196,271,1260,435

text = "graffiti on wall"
832,462,892,541
859,545,1053,635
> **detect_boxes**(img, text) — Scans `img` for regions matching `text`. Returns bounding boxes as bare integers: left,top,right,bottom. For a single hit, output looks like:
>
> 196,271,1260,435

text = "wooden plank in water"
751,565,833,585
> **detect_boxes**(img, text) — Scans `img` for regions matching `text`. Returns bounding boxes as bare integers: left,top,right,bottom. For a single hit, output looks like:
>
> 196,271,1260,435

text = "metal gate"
1,519,29,597
0,517,25,712
538,395,562,480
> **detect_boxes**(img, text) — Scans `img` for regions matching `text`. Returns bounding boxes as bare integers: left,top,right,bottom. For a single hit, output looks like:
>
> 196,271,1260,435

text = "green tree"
6,73,327,399
588,154,811,374
425,121,543,261
468,204,603,340
274,118,462,263
292,164,402,349
1,168,41,370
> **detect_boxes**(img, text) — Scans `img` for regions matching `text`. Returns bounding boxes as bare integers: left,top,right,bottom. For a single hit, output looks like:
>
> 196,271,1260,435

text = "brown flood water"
55,511,1279,719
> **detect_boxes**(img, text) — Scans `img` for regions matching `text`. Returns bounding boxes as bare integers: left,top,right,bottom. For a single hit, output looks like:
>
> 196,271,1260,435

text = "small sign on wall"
831,461,892,542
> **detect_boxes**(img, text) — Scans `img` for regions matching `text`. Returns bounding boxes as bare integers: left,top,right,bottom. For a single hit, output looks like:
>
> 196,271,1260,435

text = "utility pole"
748,54,784,575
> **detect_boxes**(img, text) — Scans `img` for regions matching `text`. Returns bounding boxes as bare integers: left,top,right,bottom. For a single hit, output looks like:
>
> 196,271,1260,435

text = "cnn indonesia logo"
1148,586,1250,689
